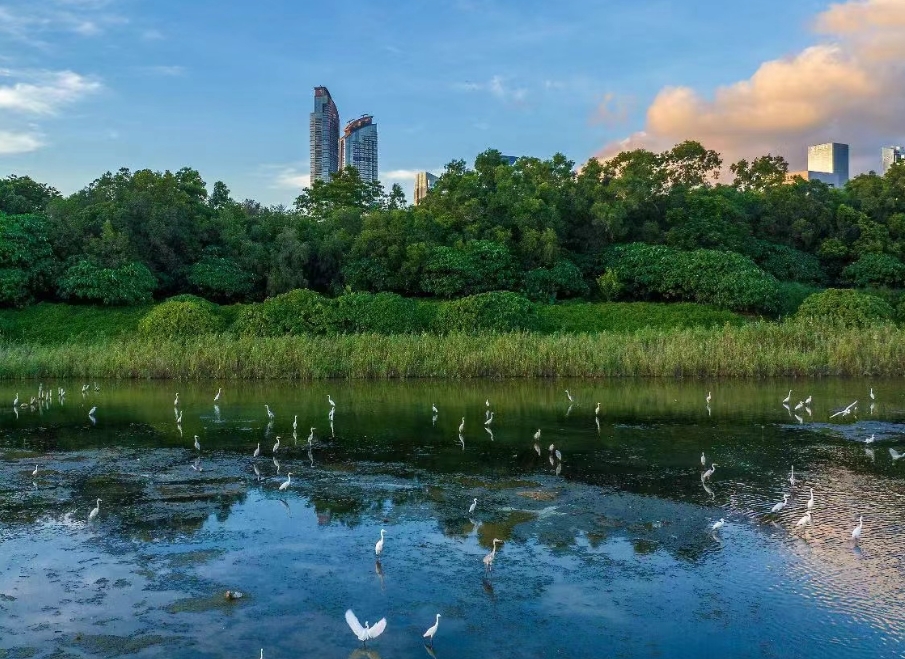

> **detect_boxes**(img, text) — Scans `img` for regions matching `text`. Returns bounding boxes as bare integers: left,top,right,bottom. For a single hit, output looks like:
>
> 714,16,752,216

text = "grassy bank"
0,322,902,380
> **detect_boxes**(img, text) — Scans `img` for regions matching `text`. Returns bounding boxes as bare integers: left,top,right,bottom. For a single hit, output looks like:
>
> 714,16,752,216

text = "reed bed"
0,322,903,380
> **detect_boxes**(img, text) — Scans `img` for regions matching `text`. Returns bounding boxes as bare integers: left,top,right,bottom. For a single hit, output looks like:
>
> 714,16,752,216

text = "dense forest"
3,141,905,317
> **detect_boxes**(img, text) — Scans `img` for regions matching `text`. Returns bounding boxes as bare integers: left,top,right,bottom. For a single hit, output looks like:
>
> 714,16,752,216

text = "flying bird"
345,609,387,645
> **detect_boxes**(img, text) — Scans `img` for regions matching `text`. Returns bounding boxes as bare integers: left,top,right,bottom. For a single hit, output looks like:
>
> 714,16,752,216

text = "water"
1,379,904,658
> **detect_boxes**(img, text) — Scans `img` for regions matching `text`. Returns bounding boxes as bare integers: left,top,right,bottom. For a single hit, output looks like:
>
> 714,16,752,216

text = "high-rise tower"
807,142,849,187
339,115,378,183
310,86,340,183
882,146,905,175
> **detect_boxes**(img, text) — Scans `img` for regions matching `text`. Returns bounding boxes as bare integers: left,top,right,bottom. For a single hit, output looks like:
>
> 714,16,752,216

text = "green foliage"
233,288,332,337
522,260,589,302
422,241,518,297
596,268,623,301
842,254,905,288
753,242,826,285
0,302,148,344
332,292,425,334
138,299,224,338
57,260,157,305
188,255,256,302
774,282,822,318
537,301,744,333
0,213,57,306
605,243,781,314
795,288,894,327
0,175,60,215
433,291,538,333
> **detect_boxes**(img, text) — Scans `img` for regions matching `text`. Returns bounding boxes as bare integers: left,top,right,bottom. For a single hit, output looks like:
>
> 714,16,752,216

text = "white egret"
700,452,706,467
432,403,439,415
88,406,97,416
308,427,315,444
293,414,298,431
173,393,179,407
710,518,725,532
469,497,477,514
328,394,336,408
253,442,260,458
265,404,275,421
273,456,281,473
789,466,796,487
88,498,101,521
279,472,292,491
485,408,491,421
706,391,712,405
794,401,804,411
782,390,792,405
345,609,386,644
423,614,441,646
594,402,600,416
328,406,335,421
214,388,221,402
458,417,465,434
549,444,562,461
771,494,790,513
12,393,18,407
852,516,863,543
484,412,494,426
533,428,541,441
375,529,386,556
795,511,811,528
870,387,875,401
483,538,501,572
804,395,812,406
702,481,715,498
176,410,183,424
866,434,875,444
701,463,717,482
889,448,903,461
565,389,574,403
273,436,281,454
194,435,201,451
807,488,815,511
534,441,541,455
485,399,490,408
795,414,804,424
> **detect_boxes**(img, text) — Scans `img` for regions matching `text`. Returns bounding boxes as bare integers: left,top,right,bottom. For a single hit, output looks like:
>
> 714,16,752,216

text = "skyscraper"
310,86,340,183
881,146,905,175
414,171,438,204
807,142,849,187
339,115,379,183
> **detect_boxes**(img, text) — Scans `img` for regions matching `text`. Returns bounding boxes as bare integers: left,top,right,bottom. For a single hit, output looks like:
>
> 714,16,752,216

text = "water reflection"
1,378,905,657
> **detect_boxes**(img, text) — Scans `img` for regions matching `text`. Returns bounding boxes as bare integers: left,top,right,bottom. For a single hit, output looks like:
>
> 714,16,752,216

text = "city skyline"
339,115,379,184
0,0,903,205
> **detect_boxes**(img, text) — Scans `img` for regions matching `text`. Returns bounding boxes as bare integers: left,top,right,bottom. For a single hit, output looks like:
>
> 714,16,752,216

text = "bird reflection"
566,404,573,417
595,417,601,434
375,559,385,591
273,456,281,474
13,407,18,419
805,406,812,417
177,423,183,437
423,644,439,659
458,434,465,451
484,427,494,441
308,447,315,467
795,414,803,424
870,402,875,416
555,462,562,476
88,414,97,426
293,431,298,446
890,448,903,461
348,649,382,659
706,404,711,417
265,420,274,436
702,482,715,499
534,442,541,456
330,419,335,438
865,447,875,461
32,481,37,491
213,404,220,420
279,498,290,516
481,577,495,600
253,463,262,481
432,413,438,426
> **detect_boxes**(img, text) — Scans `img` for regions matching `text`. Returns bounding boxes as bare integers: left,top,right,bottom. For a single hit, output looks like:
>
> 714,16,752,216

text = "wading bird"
12,393,18,407
88,498,101,521
469,497,477,514
701,452,706,467
88,406,97,417
32,464,38,477
890,448,904,461
807,488,815,511
272,436,281,454
549,444,562,462
485,399,490,408
866,434,875,444
483,538,501,572
789,466,796,487
345,609,386,645
771,494,790,513
328,394,336,408
174,393,179,407
214,387,221,402
795,400,804,411
176,410,183,424
595,402,601,416
702,463,717,482
804,395,812,406
706,391,712,405
795,511,811,528
484,412,493,426
194,435,201,451
782,390,792,405
565,389,574,404
308,427,315,444
870,387,875,402
423,614,441,646
375,529,386,556
265,404,275,421
710,518,725,532
432,403,438,415
458,417,465,434
293,415,298,432
534,428,541,441
253,442,260,458
279,472,292,491
852,516,863,543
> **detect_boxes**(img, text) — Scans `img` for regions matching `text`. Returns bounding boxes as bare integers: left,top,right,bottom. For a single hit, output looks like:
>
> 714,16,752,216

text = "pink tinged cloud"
595,0,905,173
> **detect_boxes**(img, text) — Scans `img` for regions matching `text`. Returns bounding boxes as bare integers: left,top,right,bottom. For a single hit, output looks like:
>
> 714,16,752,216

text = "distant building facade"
310,86,340,182
806,142,849,187
501,155,519,166
339,115,378,183
414,171,438,205
882,146,905,175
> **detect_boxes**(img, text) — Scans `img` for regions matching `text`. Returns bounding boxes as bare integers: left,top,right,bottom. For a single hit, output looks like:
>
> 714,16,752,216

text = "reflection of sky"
1,378,904,657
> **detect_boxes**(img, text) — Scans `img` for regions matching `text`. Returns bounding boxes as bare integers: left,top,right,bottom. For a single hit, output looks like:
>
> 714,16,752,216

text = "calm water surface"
1,379,904,658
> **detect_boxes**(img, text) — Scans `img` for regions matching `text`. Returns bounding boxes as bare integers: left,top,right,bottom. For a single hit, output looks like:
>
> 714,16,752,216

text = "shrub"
522,260,589,303
775,282,822,318
422,240,518,297
188,256,256,302
333,292,424,334
57,260,157,306
536,301,745,333
596,268,623,302
433,291,538,333
0,213,56,306
753,242,826,285
842,254,905,288
605,243,781,314
138,299,223,338
794,288,894,327
233,288,333,336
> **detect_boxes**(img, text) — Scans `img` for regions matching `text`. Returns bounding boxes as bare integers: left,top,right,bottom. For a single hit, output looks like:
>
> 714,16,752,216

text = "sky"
1,0,903,206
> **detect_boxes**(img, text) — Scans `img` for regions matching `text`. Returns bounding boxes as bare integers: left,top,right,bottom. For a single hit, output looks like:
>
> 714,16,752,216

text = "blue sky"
1,0,899,205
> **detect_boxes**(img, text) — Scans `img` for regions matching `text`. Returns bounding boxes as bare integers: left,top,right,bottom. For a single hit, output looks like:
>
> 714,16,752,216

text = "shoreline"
1,323,902,380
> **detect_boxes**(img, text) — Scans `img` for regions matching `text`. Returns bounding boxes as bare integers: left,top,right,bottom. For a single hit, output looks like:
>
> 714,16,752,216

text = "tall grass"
0,321,902,380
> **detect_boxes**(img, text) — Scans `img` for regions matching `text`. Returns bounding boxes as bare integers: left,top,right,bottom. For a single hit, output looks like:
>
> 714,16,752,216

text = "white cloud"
595,0,905,173
0,130,44,154
269,167,310,190
381,169,422,181
0,70,102,115
142,65,186,77
0,1,127,44
454,75,527,105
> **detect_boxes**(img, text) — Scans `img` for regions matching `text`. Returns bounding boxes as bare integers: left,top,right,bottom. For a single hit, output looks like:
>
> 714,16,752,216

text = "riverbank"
0,321,901,379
